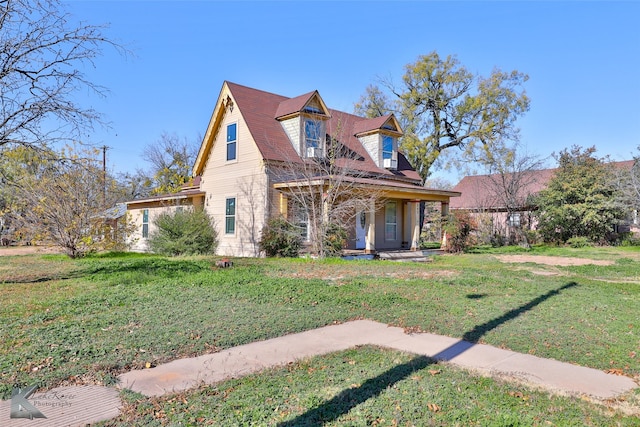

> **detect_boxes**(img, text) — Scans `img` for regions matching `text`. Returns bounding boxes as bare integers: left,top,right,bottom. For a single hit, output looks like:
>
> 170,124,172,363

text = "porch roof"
273,175,460,202
126,190,206,208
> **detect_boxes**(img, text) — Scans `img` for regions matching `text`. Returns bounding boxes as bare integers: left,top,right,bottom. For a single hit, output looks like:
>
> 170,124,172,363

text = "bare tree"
14,144,135,257
611,149,640,230
482,148,546,245
0,0,123,150
268,118,386,257
142,132,199,194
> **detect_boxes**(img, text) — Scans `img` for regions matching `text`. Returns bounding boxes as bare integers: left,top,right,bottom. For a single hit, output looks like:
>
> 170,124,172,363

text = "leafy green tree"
148,208,218,256
355,52,530,181
534,146,625,244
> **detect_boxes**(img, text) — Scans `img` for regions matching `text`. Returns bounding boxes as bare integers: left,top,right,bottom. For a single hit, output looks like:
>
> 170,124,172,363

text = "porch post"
441,201,449,217
441,201,450,248
365,200,376,254
410,201,420,251
279,193,288,217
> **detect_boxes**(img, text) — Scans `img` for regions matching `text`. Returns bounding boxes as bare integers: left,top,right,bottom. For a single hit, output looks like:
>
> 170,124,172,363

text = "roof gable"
275,90,330,120
353,115,402,136
194,81,422,184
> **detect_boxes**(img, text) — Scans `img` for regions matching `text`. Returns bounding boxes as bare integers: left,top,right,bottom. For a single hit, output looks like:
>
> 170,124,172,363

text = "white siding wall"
358,134,381,167
200,103,269,257
280,117,301,156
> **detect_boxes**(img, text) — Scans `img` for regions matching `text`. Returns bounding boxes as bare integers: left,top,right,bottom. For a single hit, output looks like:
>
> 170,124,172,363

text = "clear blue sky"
66,0,640,183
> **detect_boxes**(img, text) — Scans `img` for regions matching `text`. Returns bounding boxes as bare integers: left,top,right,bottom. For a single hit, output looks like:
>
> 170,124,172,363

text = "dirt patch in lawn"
269,263,457,284
0,245,62,256
495,255,614,267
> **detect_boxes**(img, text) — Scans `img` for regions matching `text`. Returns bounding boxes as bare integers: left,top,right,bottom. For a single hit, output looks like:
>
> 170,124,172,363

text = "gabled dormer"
353,115,403,170
275,91,331,160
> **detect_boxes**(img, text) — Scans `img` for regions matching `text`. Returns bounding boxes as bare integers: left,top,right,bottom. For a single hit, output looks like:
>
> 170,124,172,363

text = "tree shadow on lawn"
278,281,578,426
2,257,208,284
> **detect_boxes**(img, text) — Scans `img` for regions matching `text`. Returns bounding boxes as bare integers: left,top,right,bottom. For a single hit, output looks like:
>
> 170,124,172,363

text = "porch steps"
376,249,443,262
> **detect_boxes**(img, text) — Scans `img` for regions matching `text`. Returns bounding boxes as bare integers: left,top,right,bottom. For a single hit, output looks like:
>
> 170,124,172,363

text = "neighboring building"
450,161,638,240
126,81,460,256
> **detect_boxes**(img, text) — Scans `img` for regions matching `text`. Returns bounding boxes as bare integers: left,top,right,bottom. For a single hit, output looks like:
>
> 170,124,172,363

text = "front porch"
273,175,460,255
342,248,444,262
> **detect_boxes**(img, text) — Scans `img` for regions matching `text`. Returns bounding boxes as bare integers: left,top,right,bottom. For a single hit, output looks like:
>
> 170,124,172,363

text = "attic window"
303,105,323,114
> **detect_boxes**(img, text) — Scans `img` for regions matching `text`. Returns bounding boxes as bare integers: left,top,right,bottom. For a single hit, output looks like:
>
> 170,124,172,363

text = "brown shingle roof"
226,82,422,183
352,115,393,135
450,160,636,210
450,169,555,210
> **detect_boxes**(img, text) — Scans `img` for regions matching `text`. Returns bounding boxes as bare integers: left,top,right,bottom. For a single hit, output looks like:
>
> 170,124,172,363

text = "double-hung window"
382,135,396,169
225,197,236,234
382,136,393,160
508,213,521,228
142,209,149,238
226,123,237,161
304,119,322,157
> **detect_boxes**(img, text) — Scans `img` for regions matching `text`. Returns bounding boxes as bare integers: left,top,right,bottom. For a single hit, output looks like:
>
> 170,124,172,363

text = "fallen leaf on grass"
428,369,441,376
427,403,441,412
508,391,530,401
605,368,625,376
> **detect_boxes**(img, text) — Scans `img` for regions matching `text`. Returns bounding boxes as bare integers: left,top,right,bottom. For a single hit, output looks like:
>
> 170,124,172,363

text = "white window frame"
304,118,324,158
507,212,521,228
225,197,236,235
142,209,149,238
226,123,237,162
382,135,397,169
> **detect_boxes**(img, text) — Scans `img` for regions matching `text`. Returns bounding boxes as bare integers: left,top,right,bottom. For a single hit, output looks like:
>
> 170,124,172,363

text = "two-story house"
126,82,460,256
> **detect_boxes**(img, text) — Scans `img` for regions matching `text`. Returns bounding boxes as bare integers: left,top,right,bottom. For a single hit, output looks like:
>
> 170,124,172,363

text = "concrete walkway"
119,320,637,399
2,320,637,426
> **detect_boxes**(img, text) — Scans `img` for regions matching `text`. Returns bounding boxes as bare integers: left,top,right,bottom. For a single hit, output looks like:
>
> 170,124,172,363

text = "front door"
355,210,366,249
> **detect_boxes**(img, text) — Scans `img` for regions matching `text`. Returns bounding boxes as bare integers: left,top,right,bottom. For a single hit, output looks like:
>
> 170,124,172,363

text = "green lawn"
1,247,639,425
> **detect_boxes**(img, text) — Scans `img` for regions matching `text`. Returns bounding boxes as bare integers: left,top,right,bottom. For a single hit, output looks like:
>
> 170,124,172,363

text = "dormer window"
304,118,324,158
354,114,403,170
275,90,331,160
382,135,397,169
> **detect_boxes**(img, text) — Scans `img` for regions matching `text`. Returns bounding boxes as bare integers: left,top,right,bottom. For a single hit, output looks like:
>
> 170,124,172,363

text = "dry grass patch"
495,255,614,267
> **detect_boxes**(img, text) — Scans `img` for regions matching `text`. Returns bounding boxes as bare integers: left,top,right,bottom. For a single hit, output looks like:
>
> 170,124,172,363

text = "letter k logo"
10,385,46,419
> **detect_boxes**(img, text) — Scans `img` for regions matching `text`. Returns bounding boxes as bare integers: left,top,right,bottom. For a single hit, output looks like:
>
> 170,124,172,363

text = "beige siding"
127,204,187,252
200,102,269,257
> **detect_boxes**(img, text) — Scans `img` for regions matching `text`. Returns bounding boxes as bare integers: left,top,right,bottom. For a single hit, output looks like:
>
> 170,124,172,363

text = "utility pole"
101,145,109,209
